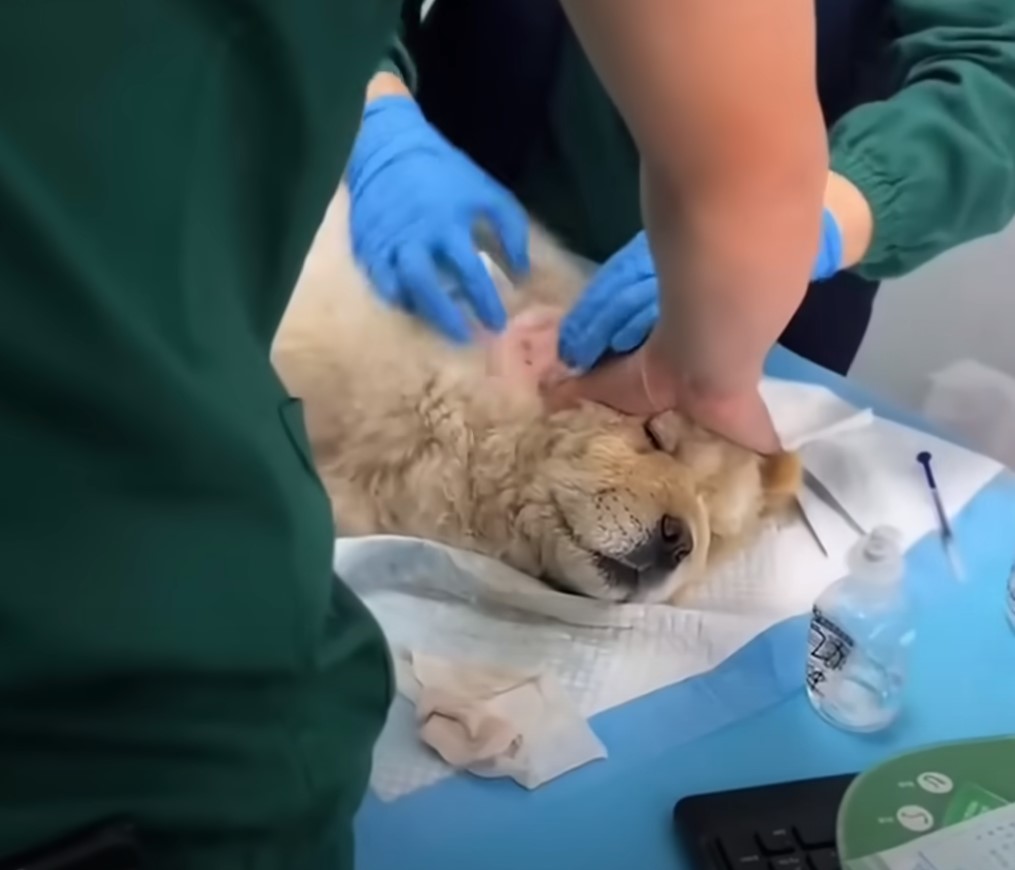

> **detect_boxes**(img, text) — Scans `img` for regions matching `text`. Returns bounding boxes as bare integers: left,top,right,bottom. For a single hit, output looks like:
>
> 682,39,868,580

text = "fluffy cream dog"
273,186,799,604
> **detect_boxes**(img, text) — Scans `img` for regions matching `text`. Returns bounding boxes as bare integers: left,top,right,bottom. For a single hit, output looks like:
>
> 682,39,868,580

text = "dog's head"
473,303,799,604
498,402,798,603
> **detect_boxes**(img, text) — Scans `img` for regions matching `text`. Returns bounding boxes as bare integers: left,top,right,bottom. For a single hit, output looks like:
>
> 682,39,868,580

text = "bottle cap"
863,525,903,559
850,525,904,583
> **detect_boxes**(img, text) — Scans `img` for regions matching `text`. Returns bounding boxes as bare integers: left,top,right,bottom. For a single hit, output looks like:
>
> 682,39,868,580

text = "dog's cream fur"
272,186,800,603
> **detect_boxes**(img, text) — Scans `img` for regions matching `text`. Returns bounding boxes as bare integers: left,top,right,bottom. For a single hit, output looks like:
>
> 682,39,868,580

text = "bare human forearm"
561,0,827,402
366,70,411,103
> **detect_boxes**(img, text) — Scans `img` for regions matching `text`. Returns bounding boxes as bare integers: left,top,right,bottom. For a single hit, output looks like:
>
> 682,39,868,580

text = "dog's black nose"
657,514,694,568
622,515,694,578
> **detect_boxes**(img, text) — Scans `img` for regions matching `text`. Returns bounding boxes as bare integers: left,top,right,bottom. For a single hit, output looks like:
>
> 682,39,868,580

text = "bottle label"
806,606,855,697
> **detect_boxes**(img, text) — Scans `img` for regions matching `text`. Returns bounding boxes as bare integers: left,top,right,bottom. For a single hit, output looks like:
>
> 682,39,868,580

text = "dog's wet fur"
273,187,800,604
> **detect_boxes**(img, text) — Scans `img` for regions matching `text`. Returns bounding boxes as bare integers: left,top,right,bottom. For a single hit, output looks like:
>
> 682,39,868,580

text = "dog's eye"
643,421,664,451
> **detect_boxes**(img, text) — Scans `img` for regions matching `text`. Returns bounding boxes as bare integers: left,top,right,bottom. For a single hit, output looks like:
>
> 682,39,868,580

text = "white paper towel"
397,650,608,789
335,378,1002,800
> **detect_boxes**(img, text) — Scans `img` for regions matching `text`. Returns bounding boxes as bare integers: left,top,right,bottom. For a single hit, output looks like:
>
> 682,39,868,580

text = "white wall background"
850,223,1015,410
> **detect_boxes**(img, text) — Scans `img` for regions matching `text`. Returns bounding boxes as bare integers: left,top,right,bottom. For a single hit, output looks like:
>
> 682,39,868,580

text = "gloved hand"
558,209,845,372
557,231,658,373
347,95,530,343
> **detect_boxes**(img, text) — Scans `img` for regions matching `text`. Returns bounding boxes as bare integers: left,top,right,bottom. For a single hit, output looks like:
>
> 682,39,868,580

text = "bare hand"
545,343,781,455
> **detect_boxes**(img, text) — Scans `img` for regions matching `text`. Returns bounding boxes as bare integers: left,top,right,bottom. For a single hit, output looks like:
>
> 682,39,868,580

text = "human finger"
395,242,472,343
480,196,531,277
440,229,508,333
608,292,658,355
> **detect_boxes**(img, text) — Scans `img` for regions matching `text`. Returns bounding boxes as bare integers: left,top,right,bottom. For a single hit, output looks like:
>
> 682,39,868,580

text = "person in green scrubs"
349,0,1015,381
0,1,825,866
0,3,402,867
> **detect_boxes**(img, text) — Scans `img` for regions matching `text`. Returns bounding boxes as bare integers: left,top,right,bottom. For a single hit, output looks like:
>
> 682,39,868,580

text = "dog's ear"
759,451,802,515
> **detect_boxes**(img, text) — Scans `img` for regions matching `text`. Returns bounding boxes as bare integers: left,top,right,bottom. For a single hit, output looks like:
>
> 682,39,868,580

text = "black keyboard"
673,773,856,869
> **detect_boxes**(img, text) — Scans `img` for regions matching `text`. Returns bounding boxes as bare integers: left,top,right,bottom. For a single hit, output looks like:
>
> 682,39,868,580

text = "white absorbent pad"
334,378,1002,800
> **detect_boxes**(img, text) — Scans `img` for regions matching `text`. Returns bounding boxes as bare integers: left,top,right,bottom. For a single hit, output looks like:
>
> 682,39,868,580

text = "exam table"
354,345,1015,870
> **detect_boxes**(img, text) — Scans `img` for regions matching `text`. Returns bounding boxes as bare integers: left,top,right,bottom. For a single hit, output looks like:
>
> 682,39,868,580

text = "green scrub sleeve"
375,34,418,91
830,0,1015,280
373,1,424,91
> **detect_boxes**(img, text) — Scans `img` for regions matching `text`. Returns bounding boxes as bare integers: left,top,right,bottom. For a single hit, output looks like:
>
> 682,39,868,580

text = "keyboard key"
758,827,795,854
769,856,805,869
807,848,840,870
794,818,836,849
720,832,765,866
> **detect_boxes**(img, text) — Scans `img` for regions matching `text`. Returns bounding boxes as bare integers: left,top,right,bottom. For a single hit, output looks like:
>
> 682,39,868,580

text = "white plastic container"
923,358,1015,470
805,526,916,733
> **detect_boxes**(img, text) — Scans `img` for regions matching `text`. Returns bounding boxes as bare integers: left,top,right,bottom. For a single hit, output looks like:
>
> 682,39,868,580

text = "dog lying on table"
272,186,800,605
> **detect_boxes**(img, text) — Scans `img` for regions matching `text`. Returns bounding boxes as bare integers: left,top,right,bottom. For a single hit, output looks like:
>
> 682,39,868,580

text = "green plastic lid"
838,734,1015,868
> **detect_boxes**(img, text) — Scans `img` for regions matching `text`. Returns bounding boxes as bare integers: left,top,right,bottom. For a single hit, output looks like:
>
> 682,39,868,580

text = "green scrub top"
0,2,398,868
397,0,1015,278
513,0,1015,278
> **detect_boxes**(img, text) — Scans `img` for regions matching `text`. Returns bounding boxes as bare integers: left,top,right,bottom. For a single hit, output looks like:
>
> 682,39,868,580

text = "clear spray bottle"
806,526,915,733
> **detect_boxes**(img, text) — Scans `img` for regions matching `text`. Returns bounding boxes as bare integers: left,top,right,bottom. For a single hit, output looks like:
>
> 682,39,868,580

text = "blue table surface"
355,347,1015,870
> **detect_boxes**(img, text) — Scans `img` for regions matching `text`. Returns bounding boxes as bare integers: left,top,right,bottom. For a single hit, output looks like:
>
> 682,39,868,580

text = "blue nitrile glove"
812,207,844,281
347,95,530,343
559,208,846,371
558,231,658,372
